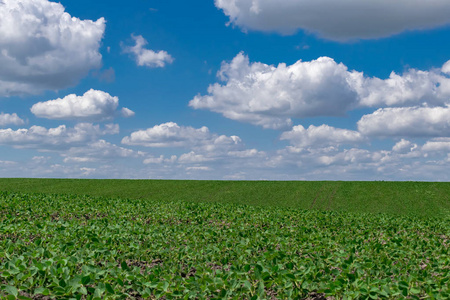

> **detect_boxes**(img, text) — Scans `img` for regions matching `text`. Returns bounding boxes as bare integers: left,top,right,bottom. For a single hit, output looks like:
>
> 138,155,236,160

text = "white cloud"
186,166,211,171
358,106,450,137
443,61,450,74
0,112,25,126
0,0,105,96
354,66,450,107
392,139,418,153
316,148,385,166
122,122,242,150
422,138,450,153
281,124,363,148
215,0,450,40
121,107,135,118
62,139,145,163
31,89,134,121
178,152,214,164
191,53,450,129
190,53,359,129
227,149,265,158
122,35,173,68
0,123,118,150
143,155,177,164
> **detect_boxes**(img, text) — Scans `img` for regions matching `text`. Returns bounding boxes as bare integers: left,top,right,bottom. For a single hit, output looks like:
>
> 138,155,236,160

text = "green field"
0,179,449,299
0,179,449,217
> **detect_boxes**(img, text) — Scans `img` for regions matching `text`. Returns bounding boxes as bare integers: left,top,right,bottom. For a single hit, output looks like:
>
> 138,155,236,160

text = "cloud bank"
190,53,450,129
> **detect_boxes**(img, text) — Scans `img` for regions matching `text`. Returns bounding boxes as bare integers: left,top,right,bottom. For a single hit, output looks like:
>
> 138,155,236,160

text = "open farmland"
0,185,449,299
0,179,449,217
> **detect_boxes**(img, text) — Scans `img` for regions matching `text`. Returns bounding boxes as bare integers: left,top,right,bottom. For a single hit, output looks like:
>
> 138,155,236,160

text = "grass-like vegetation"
0,191,449,299
0,179,449,217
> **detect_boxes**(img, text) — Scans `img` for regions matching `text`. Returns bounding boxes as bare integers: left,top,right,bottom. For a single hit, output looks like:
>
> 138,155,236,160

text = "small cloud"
121,107,135,118
122,34,174,68
0,112,25,126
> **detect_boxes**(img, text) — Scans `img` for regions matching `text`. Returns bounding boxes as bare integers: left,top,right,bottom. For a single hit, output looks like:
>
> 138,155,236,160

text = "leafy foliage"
0,191,449,299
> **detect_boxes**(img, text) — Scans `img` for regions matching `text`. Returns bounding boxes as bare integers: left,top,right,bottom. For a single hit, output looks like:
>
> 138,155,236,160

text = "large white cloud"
122,35,173,68
0,123,118,150
215,0,450,40
122,122,242,149
0,112,25,126
190,53,450,129
190,53,359,129
357,106,450,137
0,0,105,96
30,89,134,121
280,124,363,148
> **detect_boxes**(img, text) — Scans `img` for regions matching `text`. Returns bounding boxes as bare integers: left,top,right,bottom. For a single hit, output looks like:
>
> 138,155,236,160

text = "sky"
0,0,450,181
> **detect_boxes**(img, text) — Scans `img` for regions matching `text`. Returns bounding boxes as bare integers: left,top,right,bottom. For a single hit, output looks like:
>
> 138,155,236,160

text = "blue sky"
1,0,450,180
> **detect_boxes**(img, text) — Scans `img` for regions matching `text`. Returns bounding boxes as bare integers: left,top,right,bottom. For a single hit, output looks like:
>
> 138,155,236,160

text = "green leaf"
79,286,88,295
243,280,252,291
93,288,104,298
81,275,90,285
105,283,114,294
5,286,18,297
34,287,50,296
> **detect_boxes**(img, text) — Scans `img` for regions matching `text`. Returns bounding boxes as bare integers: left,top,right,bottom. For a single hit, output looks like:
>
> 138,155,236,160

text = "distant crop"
0,191,449,299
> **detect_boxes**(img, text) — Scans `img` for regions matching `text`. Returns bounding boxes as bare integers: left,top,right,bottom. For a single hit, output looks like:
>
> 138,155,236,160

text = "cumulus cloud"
354,67,450,107
190,53,359,129
122,122,242,150
357,106,450,137
0,0,105,96
392,139,418,153
281,124,363,148
190,53,450,129
215,0,450,40
122,35,173,68
0,112,25,126
31,89,134,121
0,123,118,150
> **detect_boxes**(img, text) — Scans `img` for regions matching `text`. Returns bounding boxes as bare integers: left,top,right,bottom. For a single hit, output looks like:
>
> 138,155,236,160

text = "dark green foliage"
0,191,449,299
0,179,449,217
